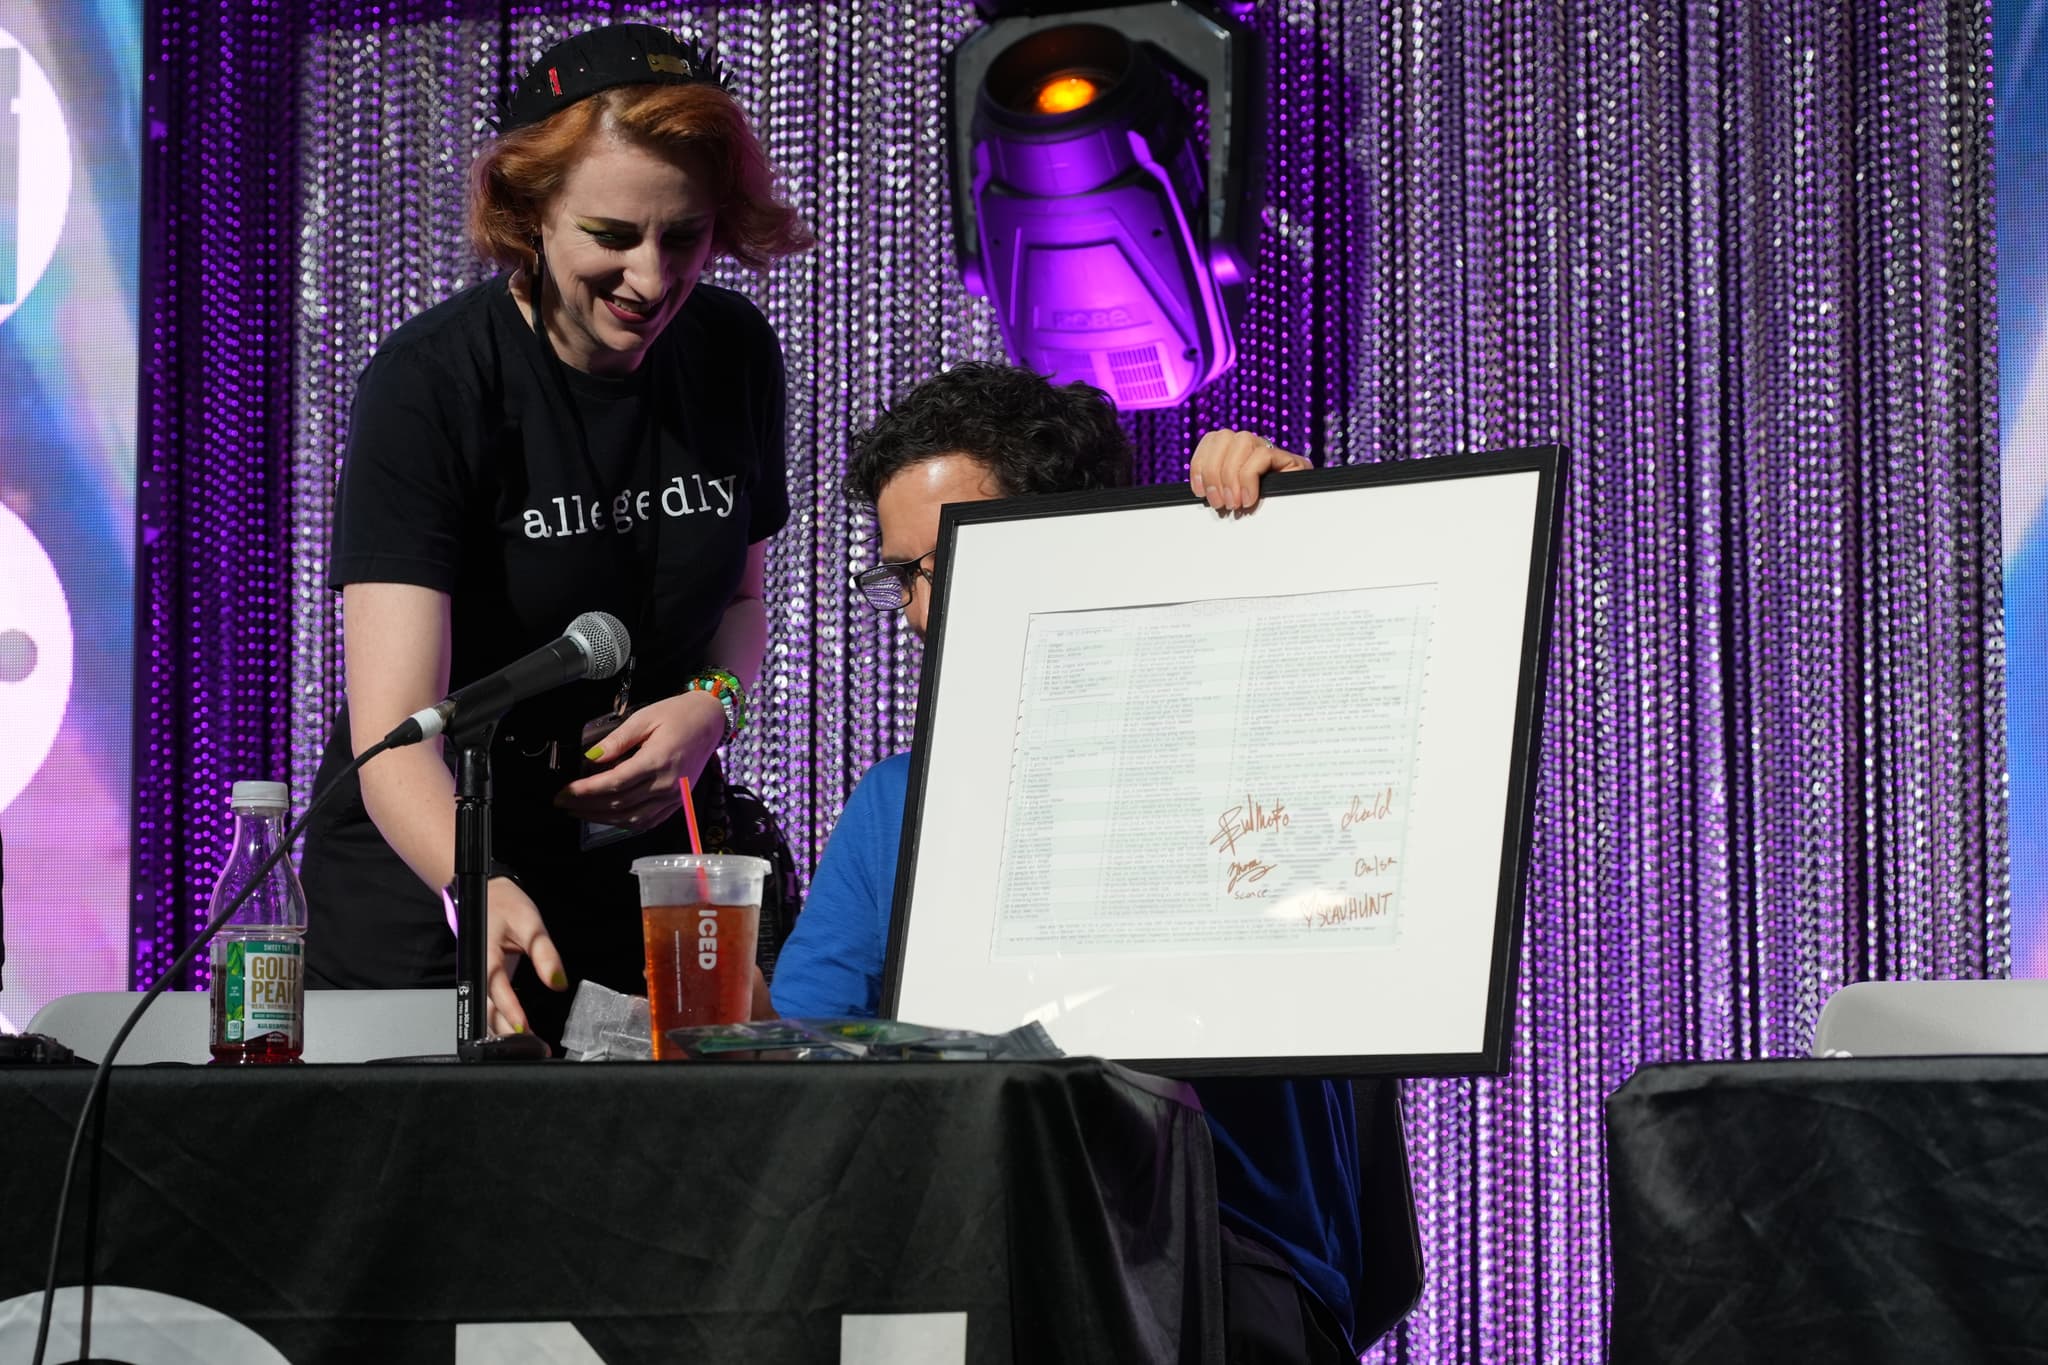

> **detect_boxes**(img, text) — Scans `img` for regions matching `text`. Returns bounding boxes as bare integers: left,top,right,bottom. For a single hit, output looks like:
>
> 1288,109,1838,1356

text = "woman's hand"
487,875,566,1038
1188,429,1312,513
551,689,727,830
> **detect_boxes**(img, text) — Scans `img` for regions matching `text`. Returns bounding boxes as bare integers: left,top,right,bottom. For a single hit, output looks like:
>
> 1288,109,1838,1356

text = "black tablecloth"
0,1059,1223,1364
1607,1057,2048,1365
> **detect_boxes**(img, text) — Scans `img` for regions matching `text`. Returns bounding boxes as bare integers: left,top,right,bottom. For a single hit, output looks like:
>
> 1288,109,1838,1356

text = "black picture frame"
881,445,1566,1078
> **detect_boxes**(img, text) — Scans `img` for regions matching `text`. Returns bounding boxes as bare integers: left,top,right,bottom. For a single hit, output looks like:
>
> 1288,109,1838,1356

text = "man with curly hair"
772,362,1371,1365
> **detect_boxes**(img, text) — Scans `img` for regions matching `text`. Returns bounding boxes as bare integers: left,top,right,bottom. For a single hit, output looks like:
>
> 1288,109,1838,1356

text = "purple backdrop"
136,2,2004,1360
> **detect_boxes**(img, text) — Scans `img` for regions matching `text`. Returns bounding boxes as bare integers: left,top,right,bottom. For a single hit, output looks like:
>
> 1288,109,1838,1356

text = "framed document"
881,446,1565,1077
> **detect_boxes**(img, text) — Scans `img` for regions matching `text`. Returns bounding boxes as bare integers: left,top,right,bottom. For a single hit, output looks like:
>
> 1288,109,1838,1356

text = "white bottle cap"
230,780,290,810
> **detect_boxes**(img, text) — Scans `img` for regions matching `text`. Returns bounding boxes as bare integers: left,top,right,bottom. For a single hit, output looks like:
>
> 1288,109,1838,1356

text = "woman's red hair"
468,82,811,274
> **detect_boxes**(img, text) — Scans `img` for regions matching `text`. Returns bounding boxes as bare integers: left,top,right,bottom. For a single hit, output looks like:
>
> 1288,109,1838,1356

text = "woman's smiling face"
534,130,717,375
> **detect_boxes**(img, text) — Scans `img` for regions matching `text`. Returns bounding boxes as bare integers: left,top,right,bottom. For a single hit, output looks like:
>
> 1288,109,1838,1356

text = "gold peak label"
215,938,303,1044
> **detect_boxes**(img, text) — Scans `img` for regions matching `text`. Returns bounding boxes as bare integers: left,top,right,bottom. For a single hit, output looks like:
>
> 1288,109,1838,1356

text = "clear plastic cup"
631,854,768,1059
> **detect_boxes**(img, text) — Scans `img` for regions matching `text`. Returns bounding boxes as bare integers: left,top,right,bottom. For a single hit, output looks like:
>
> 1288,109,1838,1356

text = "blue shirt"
772,752,1366,1340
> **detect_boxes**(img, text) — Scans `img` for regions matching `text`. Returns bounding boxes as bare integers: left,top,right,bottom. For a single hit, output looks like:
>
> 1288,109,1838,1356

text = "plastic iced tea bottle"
207,781,308,1064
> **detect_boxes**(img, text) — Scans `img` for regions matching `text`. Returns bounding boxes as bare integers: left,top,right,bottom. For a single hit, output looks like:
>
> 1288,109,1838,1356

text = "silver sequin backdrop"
135,3,2003,1359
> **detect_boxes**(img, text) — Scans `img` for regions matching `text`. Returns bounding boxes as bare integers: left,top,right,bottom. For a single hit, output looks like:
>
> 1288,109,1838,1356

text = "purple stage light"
950,4,1261,409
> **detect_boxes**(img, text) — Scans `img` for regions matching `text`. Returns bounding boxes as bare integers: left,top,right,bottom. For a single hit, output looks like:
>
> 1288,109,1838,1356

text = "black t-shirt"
303,276,789,1004
331,274,787,718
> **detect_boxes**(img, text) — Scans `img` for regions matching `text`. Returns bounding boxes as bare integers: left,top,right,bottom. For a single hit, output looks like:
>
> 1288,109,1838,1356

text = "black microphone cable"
29,736,395,1365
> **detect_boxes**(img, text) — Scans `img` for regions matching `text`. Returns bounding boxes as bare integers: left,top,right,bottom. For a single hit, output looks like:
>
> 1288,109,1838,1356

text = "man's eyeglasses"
852,550,936,612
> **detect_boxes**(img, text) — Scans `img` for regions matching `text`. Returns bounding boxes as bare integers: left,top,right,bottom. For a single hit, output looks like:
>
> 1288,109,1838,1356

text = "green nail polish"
584,745,605,761
550,969,568,990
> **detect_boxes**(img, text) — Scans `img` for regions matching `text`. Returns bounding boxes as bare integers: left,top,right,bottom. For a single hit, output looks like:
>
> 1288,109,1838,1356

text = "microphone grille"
565,611,632,680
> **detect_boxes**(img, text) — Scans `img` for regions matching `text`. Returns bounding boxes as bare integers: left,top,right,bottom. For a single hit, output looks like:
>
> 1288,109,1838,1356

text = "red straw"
678,776,705,855
679,777,712,902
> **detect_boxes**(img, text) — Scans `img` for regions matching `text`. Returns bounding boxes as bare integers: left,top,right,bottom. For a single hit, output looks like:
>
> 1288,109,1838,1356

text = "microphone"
383,611,632,748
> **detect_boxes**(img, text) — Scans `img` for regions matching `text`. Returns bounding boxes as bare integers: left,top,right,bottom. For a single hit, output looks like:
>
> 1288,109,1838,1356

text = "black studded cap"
499,24,727,133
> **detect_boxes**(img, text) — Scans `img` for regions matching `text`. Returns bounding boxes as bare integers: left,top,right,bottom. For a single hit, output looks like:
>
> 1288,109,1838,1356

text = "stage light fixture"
949,1,1263,410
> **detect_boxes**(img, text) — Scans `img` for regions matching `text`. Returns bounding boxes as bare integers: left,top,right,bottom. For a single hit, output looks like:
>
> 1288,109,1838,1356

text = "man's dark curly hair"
845,361,1132,504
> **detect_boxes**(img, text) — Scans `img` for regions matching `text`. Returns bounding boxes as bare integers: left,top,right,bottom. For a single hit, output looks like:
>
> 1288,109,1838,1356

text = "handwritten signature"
1303,890,1397,928
1209,796,1291,857
1226,858,1276,894
1339,788,1396,830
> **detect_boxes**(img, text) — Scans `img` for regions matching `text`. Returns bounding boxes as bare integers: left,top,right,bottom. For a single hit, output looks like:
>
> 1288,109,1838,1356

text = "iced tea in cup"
631,854,768,1059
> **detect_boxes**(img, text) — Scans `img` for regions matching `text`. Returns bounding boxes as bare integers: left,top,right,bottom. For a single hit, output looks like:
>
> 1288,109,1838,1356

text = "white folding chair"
25,989,454,1064
1810,979,2048,1057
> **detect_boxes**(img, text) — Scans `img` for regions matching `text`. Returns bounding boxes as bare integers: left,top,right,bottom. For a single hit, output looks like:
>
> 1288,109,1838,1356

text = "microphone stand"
450,719,548,1063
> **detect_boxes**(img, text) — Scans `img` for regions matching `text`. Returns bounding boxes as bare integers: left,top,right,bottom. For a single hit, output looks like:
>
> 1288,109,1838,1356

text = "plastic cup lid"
230,780,290,809
630,853,770,876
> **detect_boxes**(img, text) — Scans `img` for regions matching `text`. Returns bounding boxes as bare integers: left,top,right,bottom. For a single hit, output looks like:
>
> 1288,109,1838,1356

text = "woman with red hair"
301,25,810,1046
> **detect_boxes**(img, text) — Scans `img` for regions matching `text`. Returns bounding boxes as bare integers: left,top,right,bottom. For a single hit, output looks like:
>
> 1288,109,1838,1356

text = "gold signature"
1339,788,1396,830
1226,858,1276,894
1303,891,1397,928
1209,796,1291,857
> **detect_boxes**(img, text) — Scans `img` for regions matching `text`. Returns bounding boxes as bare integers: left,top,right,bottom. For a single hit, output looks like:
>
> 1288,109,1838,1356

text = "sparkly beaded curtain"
134,0,305,992
276,0,1008,852
140,2,2002,1359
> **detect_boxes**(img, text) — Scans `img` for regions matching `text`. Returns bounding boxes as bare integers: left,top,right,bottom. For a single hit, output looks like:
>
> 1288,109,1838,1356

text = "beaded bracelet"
685,668,748,744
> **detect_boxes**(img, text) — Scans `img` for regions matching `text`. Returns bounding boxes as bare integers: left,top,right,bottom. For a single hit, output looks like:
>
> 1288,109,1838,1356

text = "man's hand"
1188,429,1312,513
